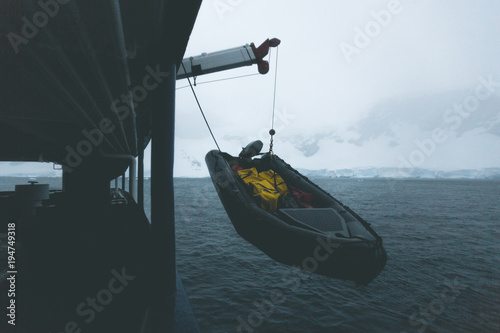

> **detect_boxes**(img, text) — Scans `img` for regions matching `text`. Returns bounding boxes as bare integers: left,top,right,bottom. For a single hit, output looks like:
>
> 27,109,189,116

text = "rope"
271,46,279,131
176,73,261,90
269,46,279,155
181,62,221,152
268,46,280,192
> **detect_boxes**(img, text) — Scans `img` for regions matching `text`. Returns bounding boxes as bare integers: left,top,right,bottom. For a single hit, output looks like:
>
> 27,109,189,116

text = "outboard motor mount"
239,140,264,159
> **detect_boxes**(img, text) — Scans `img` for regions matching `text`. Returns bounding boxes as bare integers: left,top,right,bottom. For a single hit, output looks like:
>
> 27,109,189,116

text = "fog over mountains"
174,85,500,178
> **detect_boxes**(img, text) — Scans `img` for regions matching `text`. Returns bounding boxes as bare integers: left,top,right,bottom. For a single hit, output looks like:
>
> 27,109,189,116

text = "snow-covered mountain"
175,86,500,177
0,162,61,177
298,167,500,179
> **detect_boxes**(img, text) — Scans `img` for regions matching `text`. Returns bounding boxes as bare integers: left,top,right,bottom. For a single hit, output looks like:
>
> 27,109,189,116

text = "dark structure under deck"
0,0,203,331
0,189,197,332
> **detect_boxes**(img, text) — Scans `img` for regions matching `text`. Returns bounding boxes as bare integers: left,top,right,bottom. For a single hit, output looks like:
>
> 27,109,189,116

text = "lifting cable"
268,46,280,190
181,62,221,152
268,45,279,156
176,73,261,90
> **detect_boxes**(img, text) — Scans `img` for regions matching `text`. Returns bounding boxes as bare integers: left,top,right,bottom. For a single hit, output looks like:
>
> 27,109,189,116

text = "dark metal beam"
151,62,176,310
138,143,144,210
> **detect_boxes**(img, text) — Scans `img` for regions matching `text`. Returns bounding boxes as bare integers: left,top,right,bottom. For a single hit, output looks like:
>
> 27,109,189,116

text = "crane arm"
176,38,280,80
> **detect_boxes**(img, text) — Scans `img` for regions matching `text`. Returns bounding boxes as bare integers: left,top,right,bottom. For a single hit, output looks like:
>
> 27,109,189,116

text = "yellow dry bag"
238,167,288,212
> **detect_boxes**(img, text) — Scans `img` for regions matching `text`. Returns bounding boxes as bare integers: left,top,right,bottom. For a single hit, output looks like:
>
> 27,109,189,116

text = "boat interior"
217,151,359,239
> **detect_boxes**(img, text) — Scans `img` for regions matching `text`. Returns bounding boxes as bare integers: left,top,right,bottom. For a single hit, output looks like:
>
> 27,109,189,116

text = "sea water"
171,178,500,333
1,177,499,332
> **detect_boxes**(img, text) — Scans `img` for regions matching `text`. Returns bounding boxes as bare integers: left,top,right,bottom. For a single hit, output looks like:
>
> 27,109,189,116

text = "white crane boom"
177,38,280,80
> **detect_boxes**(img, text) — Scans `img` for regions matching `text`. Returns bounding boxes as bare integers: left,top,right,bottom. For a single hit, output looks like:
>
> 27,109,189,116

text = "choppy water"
1,177,499,332
172,178,500,333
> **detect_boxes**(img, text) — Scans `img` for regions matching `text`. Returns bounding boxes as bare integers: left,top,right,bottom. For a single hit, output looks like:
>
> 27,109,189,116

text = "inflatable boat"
205,141,387,285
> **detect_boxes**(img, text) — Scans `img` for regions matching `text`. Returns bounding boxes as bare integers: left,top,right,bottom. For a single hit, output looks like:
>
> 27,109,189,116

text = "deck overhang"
0,0,202,170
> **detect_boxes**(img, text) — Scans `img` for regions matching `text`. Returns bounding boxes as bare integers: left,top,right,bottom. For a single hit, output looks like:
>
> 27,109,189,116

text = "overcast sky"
2,0,500,177
172,0,500,175
179,0,500,128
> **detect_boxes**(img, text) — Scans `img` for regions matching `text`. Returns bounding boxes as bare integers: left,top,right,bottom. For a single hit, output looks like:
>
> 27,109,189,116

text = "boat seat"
279,208,350,238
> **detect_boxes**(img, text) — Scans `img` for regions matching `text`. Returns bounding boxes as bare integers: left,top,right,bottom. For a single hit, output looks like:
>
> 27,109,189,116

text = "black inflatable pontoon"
205,142,387,285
